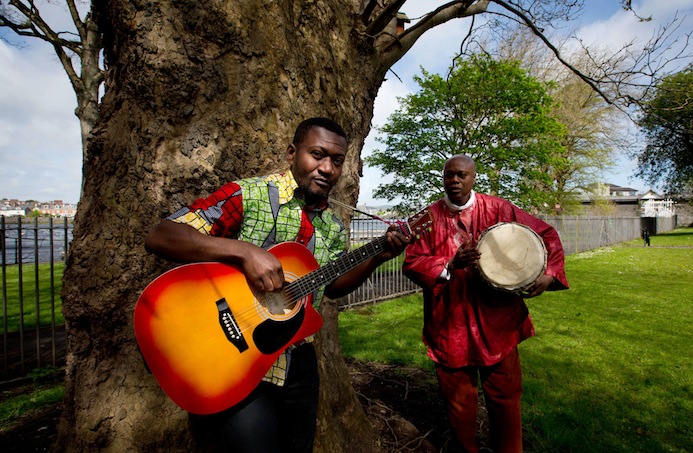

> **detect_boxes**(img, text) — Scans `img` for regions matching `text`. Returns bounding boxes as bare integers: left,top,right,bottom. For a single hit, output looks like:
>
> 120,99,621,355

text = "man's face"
287,126,347,204
443,157,476,205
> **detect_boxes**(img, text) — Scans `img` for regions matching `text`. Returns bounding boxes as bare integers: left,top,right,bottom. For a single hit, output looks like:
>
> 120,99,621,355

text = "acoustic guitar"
134,210,431,414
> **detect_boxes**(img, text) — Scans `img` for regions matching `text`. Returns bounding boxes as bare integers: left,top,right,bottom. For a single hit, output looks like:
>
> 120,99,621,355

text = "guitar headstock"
404,208,433,239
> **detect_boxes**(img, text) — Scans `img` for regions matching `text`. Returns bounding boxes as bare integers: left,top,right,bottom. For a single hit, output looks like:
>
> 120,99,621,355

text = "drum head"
476,222,547,292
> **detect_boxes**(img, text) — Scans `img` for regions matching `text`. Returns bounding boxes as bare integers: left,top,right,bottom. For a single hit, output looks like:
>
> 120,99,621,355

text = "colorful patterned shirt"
167,171,348,385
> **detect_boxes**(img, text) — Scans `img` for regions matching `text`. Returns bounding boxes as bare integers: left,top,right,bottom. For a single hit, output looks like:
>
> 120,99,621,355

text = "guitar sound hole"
259,292,295,315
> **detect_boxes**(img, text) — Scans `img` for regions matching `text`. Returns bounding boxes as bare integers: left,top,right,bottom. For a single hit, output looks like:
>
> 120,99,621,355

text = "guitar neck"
282,208,433,303
285,234,391,300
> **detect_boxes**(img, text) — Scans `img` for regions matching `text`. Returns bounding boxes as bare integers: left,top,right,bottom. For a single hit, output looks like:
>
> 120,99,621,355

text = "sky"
0,1,692,206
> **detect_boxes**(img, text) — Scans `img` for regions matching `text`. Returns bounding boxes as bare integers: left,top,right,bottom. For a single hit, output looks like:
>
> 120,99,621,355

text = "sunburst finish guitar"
134,210,432,415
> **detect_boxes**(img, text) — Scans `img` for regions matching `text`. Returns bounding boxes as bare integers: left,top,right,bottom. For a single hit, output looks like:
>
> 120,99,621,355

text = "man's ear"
286,143,297,163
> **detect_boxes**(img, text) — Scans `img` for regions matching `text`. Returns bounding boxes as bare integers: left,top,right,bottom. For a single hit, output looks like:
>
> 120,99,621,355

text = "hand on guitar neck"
325,224,410,299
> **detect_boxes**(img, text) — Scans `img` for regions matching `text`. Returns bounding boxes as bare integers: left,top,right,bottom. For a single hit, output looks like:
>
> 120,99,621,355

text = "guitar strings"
229,238,390,334
225,197,392,330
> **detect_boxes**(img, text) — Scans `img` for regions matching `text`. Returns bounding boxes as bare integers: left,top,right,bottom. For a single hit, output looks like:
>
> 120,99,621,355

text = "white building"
640,191,675,218
0,207,26,217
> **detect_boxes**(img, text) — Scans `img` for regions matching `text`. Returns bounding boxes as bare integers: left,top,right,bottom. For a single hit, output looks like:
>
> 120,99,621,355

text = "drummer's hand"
522,274,554,298
449,245,481,270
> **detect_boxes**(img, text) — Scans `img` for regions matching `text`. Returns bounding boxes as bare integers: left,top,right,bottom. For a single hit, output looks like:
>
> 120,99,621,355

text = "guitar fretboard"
283,235,391,301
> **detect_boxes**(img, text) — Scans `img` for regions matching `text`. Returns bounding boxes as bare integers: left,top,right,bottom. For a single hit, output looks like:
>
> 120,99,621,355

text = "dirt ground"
0,383,61,453
0,360,488,452
348,360,489,453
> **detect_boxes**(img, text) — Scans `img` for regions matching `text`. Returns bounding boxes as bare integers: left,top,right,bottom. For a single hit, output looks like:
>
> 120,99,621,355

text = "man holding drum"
402,154,568,453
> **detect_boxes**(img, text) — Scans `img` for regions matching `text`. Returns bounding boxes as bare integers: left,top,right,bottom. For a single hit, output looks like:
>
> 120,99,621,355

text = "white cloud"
577,0,693,52
0,39,82,203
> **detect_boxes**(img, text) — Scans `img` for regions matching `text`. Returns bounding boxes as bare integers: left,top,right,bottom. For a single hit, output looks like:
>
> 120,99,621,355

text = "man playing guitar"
144,117,409,453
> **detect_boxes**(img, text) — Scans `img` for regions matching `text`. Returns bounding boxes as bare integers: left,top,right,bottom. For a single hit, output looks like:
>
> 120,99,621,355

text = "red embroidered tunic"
403,193,569,368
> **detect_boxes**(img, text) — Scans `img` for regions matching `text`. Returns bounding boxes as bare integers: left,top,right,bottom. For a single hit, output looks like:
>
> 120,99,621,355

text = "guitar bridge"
216,298,249,352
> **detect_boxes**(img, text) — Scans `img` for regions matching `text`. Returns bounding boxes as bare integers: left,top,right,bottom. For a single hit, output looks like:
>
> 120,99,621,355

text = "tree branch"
378,0,489,69
1,0,84,92
360,0,380,25
2,0,81,52
0,0,104,149
491,0,617,106
66,0,86,42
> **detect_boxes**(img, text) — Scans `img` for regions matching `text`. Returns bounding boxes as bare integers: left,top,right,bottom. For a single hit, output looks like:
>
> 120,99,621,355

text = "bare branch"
619,0,651,22
0,0,104,152
66,0,86,41
491,0,618,107
360,0,381,25
1,0,81,52
378,0,490,69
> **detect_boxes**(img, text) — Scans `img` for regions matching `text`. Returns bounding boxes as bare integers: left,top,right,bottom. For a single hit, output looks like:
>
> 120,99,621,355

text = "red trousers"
435,347,523,453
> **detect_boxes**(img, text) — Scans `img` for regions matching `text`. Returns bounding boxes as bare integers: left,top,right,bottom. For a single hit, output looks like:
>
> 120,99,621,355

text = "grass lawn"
340,227,693,452
1,263,64,332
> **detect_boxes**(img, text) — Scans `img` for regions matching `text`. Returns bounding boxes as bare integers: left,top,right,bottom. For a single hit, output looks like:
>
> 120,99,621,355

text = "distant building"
35,200,77,218
580,183,677,218
608,184,639,197
640,190,675,218
0,198,77,218
0,207,27,217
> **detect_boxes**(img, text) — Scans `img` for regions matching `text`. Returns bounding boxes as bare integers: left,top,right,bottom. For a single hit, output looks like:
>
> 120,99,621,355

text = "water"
350,217,392,241
0,216,388,265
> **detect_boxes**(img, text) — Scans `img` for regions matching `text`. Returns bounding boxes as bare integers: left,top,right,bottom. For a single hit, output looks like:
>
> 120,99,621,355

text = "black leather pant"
220,343,319,453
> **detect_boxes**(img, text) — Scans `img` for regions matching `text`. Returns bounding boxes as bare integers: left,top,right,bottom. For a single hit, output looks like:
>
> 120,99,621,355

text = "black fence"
0,213,679,383
1,216,72,383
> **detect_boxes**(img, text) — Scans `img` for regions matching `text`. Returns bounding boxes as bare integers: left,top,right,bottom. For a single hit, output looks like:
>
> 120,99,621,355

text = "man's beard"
296,178,329,205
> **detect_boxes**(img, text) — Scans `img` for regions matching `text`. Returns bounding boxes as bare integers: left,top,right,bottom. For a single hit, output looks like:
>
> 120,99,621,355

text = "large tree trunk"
56,0,390,451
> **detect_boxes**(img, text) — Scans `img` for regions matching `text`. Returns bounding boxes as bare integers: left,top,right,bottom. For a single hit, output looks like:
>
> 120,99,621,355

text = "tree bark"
56,0,391,450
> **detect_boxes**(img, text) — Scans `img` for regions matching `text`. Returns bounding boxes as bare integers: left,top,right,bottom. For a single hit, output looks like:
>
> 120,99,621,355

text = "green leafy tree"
366,54,566,212
635,65,693,193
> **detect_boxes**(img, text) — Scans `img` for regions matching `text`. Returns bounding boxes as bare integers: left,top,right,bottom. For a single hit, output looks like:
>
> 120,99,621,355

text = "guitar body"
134,242,322,415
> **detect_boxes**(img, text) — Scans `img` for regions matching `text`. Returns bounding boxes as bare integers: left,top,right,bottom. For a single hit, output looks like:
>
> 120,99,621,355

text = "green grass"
1,262,65,332
626,225,693,247
339,227,693,453
339,294,432,371
0,386,64,429
0,367,65,430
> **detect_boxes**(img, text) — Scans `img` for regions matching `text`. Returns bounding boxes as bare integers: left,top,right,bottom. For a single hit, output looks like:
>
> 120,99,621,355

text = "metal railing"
337,213,679,309
336,216,420,309
539,215,678,254
0,213,679,382
1,216,71,382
